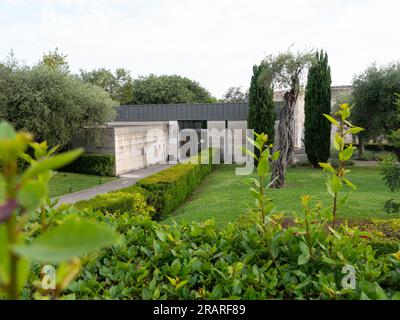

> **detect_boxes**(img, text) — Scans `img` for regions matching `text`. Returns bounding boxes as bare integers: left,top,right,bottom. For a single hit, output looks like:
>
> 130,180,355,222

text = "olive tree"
0,62,116,149
268,50,313,188
351,63,400,157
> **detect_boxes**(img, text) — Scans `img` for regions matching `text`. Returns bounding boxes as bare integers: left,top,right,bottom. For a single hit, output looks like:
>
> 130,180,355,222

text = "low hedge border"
354,143,396,152
137,149,216,220
75,186,155,218
60,153,115,177
75,149,216,220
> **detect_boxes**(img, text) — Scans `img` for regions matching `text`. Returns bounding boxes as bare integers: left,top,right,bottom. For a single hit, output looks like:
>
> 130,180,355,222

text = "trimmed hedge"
75,187,155,217
60,153,115,177
75,149,216,220
137,150,216,219
354,143,396,152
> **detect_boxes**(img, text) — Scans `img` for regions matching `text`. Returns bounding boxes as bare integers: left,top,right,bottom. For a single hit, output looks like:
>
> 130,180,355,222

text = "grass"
49,172,116,198
165,165,398,229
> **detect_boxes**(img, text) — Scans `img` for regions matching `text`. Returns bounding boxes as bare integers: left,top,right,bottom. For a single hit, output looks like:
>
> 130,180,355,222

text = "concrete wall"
81,122,169,176
81,128,116,155
113,122,169,175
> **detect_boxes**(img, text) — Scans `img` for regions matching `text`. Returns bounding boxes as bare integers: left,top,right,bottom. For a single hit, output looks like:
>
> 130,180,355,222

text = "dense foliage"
247,64,276,143
0,122,118,300
379,155,400,214
380,155,400,192
60,153,116,177
304,50,332,166
80,68,134,105
137,151,215,219
351,63,400,154
132,74,216,105
0,63,116,149
64,126,400,300
388,128,400,162
65,207,400,300
222,87,249,103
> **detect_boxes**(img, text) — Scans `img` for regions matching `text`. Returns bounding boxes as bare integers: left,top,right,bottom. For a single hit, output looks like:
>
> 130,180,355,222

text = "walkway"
353,160,378,167
55,164,172,206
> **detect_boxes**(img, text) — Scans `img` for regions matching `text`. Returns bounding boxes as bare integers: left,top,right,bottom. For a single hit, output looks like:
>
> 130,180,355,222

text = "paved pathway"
353,160,378,167
55,164,172,206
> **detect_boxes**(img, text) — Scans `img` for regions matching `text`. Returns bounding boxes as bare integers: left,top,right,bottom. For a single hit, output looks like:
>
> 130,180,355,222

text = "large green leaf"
13,217,119,263
298,241,310,265
257,158,269,177
0,121,16,140
331,174,342,193
319,162,335,173
17,180,46,211
246,137,261,151
241,147,257,160
0,174,6,203
347,127,364,135
339,146,354,161
22,149,83,181
343,178,357,190
0,224,9,284
323,114,339,126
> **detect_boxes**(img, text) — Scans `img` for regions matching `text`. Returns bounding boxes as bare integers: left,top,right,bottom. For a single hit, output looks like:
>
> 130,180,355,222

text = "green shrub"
380,155,400,192
75,188,154,217
388,129,400,162
137,150,215,219
368,219,400,255
0,63,116,149
60,153,115,177
384,199,400,214
65,212,400,300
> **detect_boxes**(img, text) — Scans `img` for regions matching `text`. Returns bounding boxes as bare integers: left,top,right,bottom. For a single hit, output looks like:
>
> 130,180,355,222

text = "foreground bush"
60,153,115,177
65,211,400,300
0,122,118,300
64,130,400,300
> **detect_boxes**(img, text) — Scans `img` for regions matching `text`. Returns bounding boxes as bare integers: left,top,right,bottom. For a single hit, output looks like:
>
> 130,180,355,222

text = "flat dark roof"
115,103,249,122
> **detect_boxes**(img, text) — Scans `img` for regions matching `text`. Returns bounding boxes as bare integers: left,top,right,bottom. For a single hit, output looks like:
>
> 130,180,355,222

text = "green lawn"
49,172,116,198
165,165,398,229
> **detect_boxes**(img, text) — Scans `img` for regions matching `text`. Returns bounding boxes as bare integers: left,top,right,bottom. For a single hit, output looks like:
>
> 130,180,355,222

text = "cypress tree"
304,50,332,166
248,64,276,142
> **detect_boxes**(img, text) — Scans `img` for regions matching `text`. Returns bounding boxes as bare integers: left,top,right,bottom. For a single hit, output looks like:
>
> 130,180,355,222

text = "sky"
0,0,399,98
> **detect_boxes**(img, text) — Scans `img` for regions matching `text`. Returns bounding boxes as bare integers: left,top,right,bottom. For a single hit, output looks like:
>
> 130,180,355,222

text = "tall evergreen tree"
248,64,276,142
304,50,332,166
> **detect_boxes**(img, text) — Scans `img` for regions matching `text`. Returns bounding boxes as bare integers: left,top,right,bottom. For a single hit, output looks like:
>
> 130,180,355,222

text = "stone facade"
84,86,353,175
82,122,169,176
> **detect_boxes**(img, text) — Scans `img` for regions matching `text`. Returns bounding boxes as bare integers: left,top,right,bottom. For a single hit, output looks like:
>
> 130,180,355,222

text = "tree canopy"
247,64,276,143
266,49,313,188
222,87,249,103
0,61,115,149
351,63,400,150
40,47,70,73
304,50,332,166
131,74,216,104
80,68,134,105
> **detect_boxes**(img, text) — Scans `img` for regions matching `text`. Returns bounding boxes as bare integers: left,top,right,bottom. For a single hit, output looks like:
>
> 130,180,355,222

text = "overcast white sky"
1,0,399,98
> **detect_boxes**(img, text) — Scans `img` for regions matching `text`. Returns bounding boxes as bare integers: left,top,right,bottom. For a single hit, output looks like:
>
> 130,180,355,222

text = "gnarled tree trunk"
271,89,297,188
